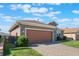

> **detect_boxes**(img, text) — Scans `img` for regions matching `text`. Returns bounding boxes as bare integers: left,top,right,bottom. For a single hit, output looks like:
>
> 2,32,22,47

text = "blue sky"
0,3,79,33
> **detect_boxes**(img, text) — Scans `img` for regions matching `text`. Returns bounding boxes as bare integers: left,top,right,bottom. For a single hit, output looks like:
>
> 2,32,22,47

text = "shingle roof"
17,20,45,24
61,28,79,34
9,20,56,32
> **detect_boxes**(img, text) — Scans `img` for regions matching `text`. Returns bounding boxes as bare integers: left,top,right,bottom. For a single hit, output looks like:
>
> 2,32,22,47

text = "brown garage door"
26,29,52,44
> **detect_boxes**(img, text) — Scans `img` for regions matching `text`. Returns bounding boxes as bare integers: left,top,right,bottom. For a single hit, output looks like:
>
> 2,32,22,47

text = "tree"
48,21,58,26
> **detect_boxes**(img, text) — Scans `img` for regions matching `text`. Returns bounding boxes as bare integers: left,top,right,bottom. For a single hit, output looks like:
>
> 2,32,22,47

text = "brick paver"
31,43,79,56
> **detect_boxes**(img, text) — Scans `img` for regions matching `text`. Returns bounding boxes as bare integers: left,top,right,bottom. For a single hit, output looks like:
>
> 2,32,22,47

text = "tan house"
9,20,61,44
62,28,79,40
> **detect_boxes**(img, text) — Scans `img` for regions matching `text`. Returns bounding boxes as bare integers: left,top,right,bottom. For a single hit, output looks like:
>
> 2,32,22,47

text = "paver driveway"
31,43,79,56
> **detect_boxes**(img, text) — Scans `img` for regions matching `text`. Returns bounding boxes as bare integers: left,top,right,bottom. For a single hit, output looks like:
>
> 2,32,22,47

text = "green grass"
63,40,79,48
4,42,42,56
10,47,42,56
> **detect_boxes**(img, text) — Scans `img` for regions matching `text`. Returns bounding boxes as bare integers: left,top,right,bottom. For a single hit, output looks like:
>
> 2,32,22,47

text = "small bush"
0,38,2,43
3,39,14,56
56,36,62,41
16,35,28,47
62,36,67,40
0,37,3,43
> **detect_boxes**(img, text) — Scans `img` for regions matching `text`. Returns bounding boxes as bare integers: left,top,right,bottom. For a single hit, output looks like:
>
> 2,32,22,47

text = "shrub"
3,39,14,56
0,37,4,43
56,36,62,41
16,35,28,47
0,38,2,43
62,36,67,40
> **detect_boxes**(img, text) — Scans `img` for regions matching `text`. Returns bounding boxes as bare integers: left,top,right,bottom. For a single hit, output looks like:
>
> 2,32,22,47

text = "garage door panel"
27,30,52,44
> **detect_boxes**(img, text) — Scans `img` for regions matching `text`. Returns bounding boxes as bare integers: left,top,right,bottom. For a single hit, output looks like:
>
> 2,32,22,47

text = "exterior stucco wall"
64,33,76,40
10,26,20,36
20,25,55,34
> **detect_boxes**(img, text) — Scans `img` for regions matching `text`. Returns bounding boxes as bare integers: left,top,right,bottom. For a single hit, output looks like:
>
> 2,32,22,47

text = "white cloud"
39,7,48,13
32,3,45,6
59,18,70,22
1,15,14,22
0,24,10,33
21,4,31,10
0,5,4,8
50,3,61,5
72,18,79,22
13,16,22,19
33,13,42,16
0,15,22,22
11,4,23,10
69,18,79,27
49,7,53,10
22,7,48,13
0,13,4,16
58,18,79,23
11,4,31,12
55,18,79,28
23,17,43,22
33,11,61,17
2,16,12,19
10,4,18,10
51,16,58,19
10,4,62,16
37,3,44,6
72,10,79,14
49,11,61,14
30,7,48,13
10,4,48,14
46,11,61,17
38,7,48,13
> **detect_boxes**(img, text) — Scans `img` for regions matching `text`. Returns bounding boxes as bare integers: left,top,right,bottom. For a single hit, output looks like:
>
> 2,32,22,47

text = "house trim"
25,28,53,31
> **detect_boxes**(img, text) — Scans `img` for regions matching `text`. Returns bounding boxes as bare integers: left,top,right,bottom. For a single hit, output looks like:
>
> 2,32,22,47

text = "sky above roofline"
0,3,79,33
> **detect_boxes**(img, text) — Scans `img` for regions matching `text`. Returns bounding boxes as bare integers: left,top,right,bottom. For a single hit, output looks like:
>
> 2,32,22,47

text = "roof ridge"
17,20,46,24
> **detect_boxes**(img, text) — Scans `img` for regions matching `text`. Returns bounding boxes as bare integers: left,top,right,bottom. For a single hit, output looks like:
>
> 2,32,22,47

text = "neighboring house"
9,20,62,44
0,32,10,39
48,21,63,40
62,28,79,40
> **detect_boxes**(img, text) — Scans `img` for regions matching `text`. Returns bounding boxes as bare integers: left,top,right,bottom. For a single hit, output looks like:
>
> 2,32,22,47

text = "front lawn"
4,43,42,56
10,47,42,56
62,40,79,48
